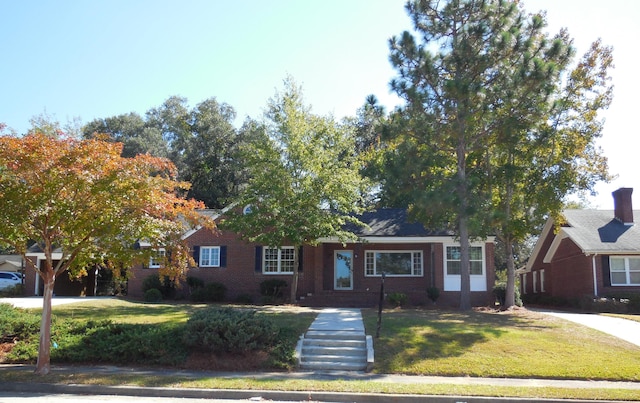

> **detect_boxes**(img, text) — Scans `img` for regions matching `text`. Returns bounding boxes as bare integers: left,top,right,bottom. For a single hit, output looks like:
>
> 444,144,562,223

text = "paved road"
0,393,272,403
537,310,640,348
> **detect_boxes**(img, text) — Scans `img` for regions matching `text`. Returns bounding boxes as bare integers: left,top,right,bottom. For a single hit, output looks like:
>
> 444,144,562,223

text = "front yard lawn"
363,307,640,381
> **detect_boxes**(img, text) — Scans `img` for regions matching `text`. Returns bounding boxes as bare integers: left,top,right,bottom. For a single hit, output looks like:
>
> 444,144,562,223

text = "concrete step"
300,353,366,363
299,360,368,371
301,345,367,357
304,330,366,341
302,338,366,348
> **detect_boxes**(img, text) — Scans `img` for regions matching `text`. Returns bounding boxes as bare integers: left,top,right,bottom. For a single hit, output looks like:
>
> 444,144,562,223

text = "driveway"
0,296,115,309
538,310,640,348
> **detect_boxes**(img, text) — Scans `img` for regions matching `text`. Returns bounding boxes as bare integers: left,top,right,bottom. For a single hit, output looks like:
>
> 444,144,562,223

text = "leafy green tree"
221,77,369,302
84,96,247,209
490,38,613,308
83,112,168,158
0,130,214,375
383,0,611,310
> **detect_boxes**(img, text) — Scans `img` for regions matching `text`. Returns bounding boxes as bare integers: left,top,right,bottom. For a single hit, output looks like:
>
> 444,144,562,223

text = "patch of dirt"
183,350,271,371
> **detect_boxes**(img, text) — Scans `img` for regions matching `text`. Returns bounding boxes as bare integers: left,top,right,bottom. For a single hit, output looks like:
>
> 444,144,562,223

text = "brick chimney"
612,187,634,225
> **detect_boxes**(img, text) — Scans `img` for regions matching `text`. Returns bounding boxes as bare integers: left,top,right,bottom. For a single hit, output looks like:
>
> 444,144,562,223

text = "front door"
334,250,353,290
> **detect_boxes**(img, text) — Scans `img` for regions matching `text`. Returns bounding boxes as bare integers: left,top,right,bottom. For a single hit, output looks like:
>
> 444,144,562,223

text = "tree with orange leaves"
0,130,215,375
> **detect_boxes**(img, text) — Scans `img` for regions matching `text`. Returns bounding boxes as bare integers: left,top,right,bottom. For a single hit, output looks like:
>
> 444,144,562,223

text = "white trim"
364,250,424,277
609,256,640,286
25,252,64,260
149,248,166,269
198,246,221,268
334,250,354,290
318,236,495,244
525,218,555,271
592,255,599,296
443,243,487,292
262,246,295,275
542,230,569,264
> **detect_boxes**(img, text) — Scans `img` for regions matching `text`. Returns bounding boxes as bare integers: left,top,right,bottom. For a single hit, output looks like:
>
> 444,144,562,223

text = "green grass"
7,299,316,370
364,308,640,381
1,368,639,401
3,299,640,401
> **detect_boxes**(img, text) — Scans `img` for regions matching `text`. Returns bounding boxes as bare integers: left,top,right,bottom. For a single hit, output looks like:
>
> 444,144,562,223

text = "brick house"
128,208,496,307
521,188,640,302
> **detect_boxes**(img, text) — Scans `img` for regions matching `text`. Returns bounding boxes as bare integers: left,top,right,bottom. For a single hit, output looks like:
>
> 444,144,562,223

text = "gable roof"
527,209,640,270
347,208,454,238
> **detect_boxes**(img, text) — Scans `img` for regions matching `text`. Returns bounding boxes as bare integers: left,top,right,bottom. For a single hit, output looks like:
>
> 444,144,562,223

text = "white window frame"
199,246,221,268
533,271,538,293
522,274,527,295
443,244,487,291
364,250,423,277
540,269,545,293
149,248,166,269
263,246,295,274
610,256,640,286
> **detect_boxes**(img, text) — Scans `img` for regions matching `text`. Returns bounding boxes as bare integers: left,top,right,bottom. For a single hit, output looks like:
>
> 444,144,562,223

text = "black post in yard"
376,272,385,338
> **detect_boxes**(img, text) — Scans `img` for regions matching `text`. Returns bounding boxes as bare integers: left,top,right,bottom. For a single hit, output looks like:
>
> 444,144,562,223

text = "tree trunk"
290,246,299,303
457,137,472,311
504,235,516,309
35,268,55,375
458,217,472,311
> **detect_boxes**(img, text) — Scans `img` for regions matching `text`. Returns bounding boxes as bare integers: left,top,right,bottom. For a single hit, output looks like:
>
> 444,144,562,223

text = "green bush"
0,303,40,342
260,279,287,298
141,274,175,299
493,282,523,307
387,292,408,307
183,307,278,353
0,284,24,297
50,320,187,366
186,276,205,289
427,286,440,303
144,288,162,303
190,282,227,302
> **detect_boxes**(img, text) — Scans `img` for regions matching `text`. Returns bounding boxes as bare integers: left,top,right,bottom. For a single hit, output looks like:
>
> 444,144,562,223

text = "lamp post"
376,272,385,338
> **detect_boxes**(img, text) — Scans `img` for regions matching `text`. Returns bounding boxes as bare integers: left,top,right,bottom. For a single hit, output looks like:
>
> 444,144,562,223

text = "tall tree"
384,0,604,309
83,112,168,158
0,130,215,375
83,96,247,209
221,77,369,302
490,38,613,308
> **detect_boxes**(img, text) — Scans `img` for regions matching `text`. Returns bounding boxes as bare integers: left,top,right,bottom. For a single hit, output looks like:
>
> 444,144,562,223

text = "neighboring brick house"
23,245,99,297
128,208,496,307
521,188,640,302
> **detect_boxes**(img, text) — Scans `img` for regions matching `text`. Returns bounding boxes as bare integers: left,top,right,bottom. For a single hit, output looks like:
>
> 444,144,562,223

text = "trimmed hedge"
183,307,278,353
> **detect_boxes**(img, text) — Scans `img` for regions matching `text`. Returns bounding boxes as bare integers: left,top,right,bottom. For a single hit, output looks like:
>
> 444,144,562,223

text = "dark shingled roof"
346,208,454,237
562,209,640,253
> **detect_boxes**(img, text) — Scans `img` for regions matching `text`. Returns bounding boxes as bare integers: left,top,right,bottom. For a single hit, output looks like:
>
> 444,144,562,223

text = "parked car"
0,271,22,291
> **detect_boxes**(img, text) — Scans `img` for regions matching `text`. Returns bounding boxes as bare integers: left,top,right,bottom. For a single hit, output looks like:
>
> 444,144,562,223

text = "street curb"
0,381,628,403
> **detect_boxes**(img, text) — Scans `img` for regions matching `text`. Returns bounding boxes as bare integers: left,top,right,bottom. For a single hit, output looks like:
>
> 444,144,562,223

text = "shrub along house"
521,188,640,304
128,208,495,307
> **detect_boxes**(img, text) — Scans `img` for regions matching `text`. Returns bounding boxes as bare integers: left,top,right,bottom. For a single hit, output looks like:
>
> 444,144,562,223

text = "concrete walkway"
307,307,365,332
536,310,640,348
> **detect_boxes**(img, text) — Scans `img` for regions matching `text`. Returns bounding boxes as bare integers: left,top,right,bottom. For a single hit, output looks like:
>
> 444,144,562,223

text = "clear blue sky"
1,0,638,209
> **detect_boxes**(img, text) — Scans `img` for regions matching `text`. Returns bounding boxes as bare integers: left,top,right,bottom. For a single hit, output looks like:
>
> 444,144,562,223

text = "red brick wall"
127,227,319,302
128,230,496,307
548,238,593,299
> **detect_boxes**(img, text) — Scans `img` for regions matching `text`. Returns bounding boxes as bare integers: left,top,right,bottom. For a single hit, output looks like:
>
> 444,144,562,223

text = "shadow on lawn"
362,308,532,371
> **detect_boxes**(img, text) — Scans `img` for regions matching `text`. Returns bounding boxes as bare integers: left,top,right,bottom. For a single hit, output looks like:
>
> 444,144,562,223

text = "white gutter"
591,254,599,297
